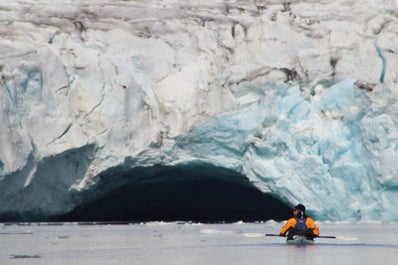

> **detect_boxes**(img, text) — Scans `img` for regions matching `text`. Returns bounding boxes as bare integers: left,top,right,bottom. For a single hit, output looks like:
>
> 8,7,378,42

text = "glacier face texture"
1,0,398,222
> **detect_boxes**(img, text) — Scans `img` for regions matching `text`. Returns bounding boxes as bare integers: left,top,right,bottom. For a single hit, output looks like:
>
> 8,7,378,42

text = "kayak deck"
286,235,315,245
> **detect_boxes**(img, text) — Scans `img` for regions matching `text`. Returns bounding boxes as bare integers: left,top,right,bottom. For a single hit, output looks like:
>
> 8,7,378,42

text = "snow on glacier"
1,0,398,221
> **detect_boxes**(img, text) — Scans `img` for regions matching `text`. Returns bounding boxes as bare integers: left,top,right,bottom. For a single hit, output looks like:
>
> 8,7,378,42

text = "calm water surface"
0,222,397,265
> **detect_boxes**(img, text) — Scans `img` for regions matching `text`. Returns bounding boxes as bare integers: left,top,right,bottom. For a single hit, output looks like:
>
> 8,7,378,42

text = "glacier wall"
1,0,398,222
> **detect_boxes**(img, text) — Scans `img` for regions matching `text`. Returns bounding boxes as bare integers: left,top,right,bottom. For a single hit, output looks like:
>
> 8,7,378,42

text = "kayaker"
279,204,320,240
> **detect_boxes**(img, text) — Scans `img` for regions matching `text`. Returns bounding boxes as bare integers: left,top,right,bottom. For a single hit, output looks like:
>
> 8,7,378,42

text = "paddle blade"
336,236,358,240
243,233,265,238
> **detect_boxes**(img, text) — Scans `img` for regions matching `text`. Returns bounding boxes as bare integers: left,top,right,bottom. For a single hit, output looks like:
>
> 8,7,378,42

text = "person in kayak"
279,204,320,240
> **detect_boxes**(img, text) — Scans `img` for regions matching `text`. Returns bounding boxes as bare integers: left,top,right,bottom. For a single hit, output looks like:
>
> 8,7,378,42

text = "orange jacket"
280,217,320,236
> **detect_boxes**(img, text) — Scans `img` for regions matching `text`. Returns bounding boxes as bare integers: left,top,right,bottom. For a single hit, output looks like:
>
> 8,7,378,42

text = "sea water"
0,221,397,265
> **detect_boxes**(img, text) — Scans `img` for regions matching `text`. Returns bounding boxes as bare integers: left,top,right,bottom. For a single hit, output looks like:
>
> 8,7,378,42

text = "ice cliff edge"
1,0,398,222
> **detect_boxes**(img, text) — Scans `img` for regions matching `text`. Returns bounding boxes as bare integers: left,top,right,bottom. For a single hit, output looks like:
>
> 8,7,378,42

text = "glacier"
1,0,398,222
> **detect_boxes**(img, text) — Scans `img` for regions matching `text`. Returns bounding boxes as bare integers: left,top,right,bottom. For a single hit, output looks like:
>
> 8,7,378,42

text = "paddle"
243,233,357,240
266,233,335,239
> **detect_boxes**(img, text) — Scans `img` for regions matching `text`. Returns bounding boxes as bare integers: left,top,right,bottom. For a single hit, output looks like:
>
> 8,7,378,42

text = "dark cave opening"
55,164,292,223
